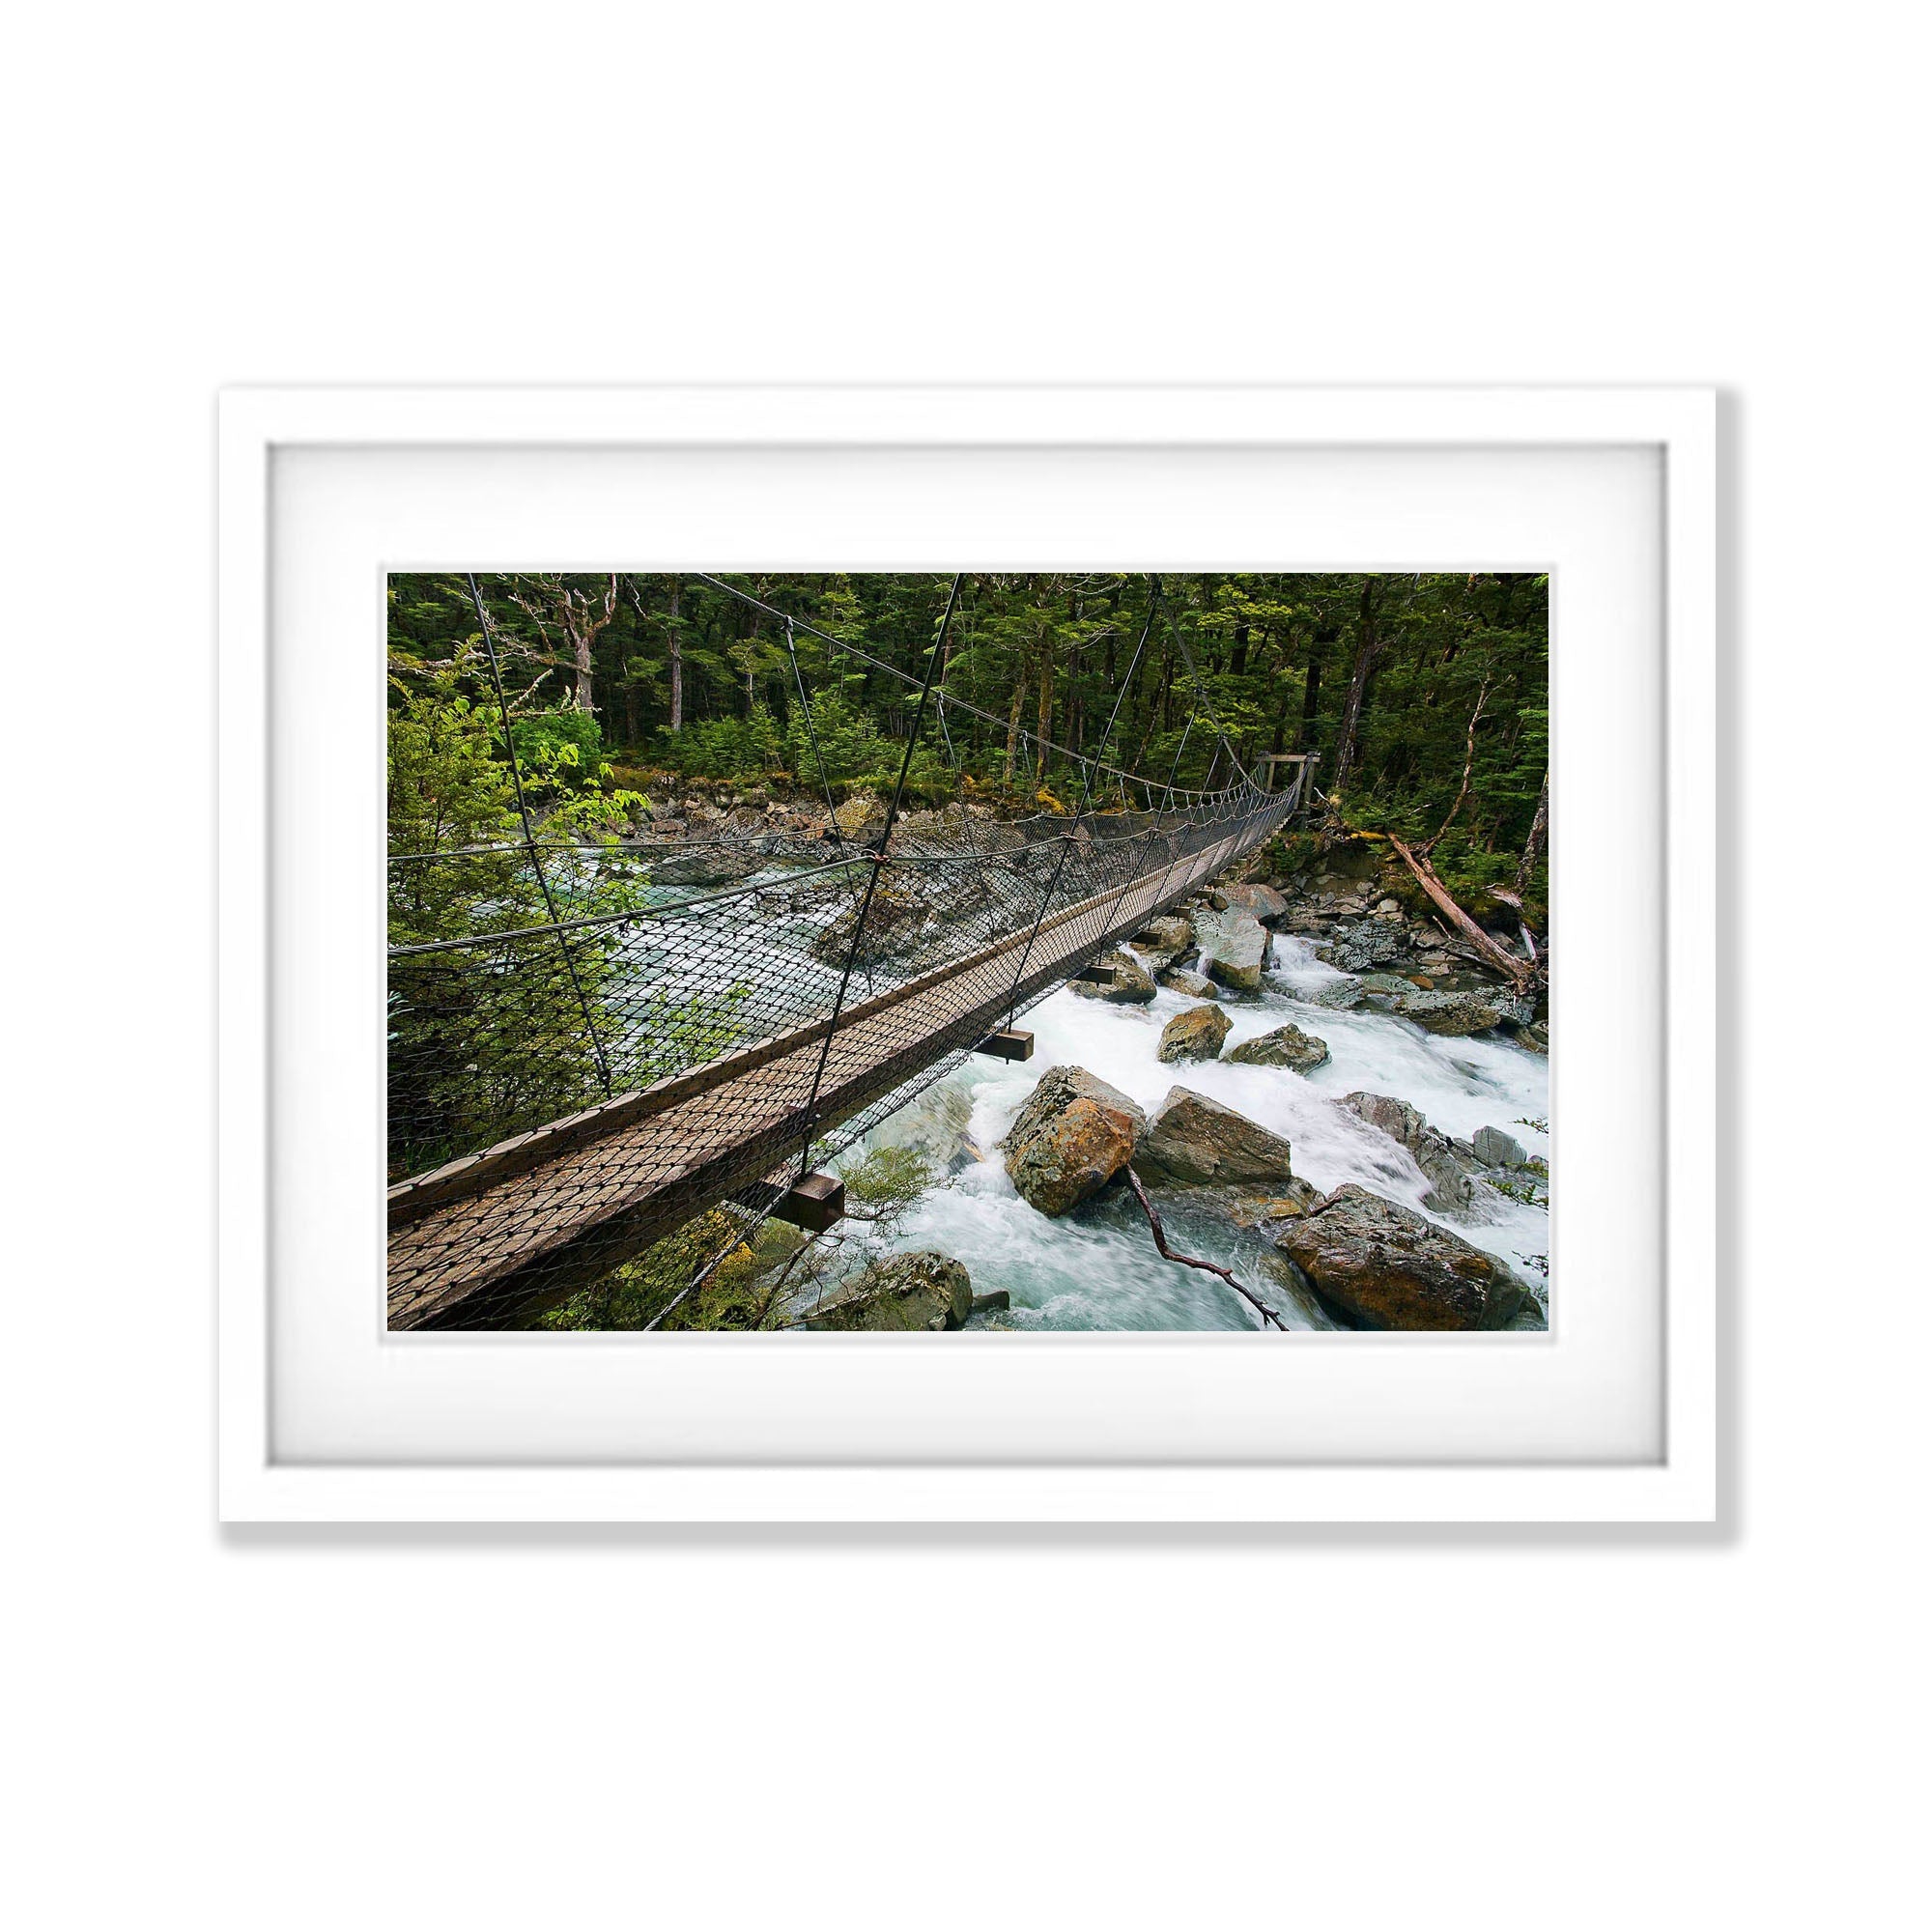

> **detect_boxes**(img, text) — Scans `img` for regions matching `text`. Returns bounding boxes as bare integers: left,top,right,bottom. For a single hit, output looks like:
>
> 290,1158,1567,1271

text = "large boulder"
1130,914,1194,973
1227,1021,1330,1071
831,788,887,842
1159,968,1218,1000
1210,882,1290,923
1321,922,1406,973
1069,947,1158,1004
648,845,763,888
1134,1087,1297,1187
1340,1091,1479,1218
1267,1185,1533,1330
810,886,932,967
1473,1124,1530,1169
1299,975,1364,1010
1157,1004,1232,1064
1179,1179,1326,1225
1195,907,1271,991
803,1251,974,1331
1003,1066,1147,1215
1390,988,1508,1036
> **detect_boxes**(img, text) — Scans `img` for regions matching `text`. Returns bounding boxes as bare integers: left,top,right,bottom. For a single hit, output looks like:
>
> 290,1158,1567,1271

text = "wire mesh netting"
387,573,1308,1330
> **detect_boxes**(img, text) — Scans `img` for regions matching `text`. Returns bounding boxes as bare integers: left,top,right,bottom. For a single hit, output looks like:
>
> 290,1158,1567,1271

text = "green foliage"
840,1145,937,1215
509,706,602,770
657,705,785,778
387,690,519,866
538,1210,807,1331
393,571,1548,880
385,695,611,1177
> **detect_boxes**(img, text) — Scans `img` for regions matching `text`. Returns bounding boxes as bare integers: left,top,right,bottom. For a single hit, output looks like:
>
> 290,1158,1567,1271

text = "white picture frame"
218,384,1716,1523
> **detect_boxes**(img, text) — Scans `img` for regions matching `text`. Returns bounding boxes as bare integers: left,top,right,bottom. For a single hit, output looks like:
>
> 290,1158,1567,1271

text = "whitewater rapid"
843,933,1550,1331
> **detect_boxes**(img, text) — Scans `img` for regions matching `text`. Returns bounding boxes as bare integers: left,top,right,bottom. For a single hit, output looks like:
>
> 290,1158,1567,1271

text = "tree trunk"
1421,675,1492,855
667,575,683,732
1004,677,1026,783
1036,639,1054,779
1390,837,1534,992
1329,582,1378,798
1515,769,1550,895
1269,648,1296,755
1297,639,1323,752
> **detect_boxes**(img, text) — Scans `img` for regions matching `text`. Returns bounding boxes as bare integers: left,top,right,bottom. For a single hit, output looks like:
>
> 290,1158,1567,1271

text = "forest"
386,569,1553,1335
386,571,1549,907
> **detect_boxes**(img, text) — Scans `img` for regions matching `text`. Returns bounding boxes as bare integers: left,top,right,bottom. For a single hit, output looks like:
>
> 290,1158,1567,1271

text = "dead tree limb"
1515,769,1550,896
1419,675,1491,856
1389,836,1535,992
1123,1167,1287,1330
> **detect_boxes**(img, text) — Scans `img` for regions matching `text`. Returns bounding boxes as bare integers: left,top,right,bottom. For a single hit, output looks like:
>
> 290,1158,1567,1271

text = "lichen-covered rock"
1134,1087,1297,1187
1300,975,1364,1010
1392,988,1508,1036
1195,908,1270,991
1069,947,1157,1004
1227,1021,1330,1071
1320,923,1406,972
1340,1091,1479,1217
831,788,887,841
1003,1065,1147,1215
1159,968,1218,1000
1178,1179,1326,1225
1472,1124,1530,1169
810,886,932,967
1157,1004,1232,1064
803,1250,974,1331
1209,882,1289,923
1267,1184,1532,1330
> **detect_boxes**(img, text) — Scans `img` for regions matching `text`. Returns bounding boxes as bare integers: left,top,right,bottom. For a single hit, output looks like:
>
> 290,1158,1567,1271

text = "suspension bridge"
386,574,1315,1329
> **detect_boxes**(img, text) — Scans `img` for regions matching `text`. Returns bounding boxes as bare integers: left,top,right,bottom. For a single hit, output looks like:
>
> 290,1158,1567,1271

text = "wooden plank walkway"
388,806,1283,1328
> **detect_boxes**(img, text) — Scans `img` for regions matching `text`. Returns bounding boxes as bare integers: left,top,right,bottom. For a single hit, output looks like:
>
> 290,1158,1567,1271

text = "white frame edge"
216,384,1718,1524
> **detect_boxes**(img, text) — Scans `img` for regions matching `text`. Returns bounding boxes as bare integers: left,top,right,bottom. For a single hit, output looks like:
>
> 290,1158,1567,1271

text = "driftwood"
1123,1167,1287,1330
1488,887,1539,966
1389,836,1535,993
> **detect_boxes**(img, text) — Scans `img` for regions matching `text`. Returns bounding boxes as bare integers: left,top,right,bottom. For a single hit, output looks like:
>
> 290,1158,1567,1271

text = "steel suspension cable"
1000,590,1158,1028
780,612,852,863
792,573,963,1181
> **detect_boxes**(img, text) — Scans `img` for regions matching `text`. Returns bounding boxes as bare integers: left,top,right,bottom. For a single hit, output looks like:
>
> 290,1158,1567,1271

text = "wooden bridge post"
775,1171,845,1234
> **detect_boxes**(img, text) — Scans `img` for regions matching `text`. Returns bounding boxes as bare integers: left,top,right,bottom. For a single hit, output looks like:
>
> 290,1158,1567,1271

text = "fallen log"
1123,1166,1287,1330
1389,836,1536,993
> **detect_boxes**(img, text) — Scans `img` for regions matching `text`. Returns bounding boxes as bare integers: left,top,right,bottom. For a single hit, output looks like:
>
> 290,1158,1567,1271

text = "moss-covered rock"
1268,1184,1533,1330
1002,1065,1147,1215
1134,1087,1297,1188
803,1250,974,1331
1157,1003,1233,1064
1227,1022,1330,1071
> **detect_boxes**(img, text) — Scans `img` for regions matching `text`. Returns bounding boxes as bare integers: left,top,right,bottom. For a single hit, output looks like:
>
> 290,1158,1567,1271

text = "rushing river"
838,933,1550,1331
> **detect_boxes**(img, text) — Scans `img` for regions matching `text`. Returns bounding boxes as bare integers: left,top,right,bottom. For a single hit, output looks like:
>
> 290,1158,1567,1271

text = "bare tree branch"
1123,1167,1288,1330
1419,673,1491,856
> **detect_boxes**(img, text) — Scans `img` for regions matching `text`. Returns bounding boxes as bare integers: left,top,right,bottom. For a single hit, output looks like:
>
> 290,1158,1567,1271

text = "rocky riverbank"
797,841,1551,1333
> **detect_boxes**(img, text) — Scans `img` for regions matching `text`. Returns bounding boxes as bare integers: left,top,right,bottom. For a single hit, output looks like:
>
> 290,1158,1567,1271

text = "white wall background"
4,5,1923,1927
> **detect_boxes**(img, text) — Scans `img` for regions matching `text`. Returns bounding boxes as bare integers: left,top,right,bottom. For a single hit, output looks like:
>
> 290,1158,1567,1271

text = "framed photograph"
218,384,1715,1521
